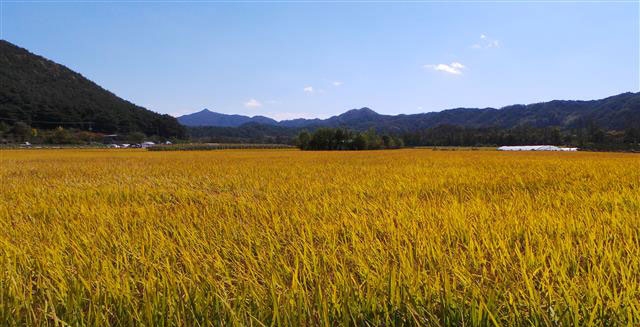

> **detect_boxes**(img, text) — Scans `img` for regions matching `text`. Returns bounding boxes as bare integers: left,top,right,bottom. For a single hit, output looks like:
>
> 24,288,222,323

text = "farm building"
497,145,578,151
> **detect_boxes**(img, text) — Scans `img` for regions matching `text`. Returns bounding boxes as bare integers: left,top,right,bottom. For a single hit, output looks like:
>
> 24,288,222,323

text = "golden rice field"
1,149,639,326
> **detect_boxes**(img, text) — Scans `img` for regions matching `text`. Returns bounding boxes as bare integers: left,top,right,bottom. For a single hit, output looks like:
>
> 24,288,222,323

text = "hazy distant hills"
180,92,640,132
0,40,185,137
178,109,278,127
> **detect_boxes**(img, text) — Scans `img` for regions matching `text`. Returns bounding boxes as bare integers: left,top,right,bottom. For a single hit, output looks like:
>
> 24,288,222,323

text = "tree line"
296,128,404,150
3,119,639,152
294,124,640,151
0,122,177,145
402,124,640,150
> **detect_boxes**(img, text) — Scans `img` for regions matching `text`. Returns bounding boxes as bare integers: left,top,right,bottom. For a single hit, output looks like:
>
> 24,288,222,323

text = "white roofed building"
497,145,578,151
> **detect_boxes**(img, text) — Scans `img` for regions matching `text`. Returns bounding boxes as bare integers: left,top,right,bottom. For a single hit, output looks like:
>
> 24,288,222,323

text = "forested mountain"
178,109,277,127
279,108,386,129
377,92,640,132
0,40,185,138
182,92,640,133
186,93,640,149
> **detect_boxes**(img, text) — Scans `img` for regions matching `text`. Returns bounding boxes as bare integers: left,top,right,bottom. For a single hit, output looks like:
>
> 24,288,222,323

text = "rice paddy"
1,149,639,326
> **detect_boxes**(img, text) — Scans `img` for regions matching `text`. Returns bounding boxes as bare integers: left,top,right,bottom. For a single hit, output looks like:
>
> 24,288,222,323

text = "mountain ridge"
178,108,278,127
179,92,640,132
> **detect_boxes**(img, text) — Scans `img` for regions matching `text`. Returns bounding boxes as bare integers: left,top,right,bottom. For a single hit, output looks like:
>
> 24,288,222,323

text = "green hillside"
0,40,185,138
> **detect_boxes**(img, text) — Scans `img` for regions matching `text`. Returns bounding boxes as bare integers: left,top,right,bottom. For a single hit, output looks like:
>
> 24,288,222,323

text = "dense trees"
0,124,180,145
187,123,295,144
296,128,403,150
0,40,185,138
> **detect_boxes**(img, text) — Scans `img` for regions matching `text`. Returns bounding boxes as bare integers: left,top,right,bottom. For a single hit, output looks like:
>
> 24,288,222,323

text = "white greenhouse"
497,145,578,152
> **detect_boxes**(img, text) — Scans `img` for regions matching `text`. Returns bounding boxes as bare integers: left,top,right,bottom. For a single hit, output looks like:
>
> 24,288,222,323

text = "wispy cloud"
244,99,262,108
267,112,321,121
472,34,500,49
332,81,343,87
424,62,466,75
303,86,314,93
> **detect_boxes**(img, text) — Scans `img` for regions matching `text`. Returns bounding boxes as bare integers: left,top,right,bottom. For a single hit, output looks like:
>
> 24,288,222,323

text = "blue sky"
2,1,639,120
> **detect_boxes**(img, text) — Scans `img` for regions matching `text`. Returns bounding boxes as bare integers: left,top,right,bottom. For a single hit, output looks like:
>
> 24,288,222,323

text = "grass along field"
1,149,639,326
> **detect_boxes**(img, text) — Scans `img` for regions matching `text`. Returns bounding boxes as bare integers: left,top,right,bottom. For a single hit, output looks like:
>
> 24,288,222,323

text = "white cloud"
303,86,314,93
424,62,466,75
473,34,500,49
417,106,423,111
268,112,320,121
332,81,343,86
244,99,262,108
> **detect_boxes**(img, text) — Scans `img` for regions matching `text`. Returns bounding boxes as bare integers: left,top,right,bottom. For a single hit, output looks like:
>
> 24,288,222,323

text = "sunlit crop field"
1,149,639,326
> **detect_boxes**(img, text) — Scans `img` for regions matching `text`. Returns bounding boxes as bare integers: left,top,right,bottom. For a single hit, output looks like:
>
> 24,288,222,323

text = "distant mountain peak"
341,107,378,115
358,107,377,113
333,107,383,124
177,110,278,127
